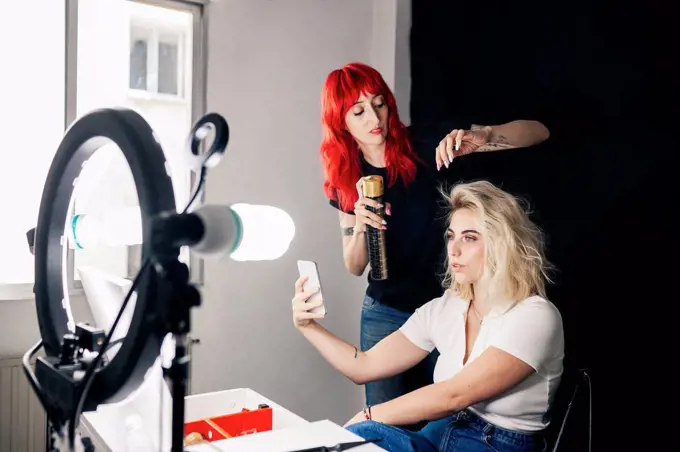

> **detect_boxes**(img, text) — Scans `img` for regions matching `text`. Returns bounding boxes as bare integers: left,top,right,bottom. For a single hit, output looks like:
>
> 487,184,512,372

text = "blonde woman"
291,180,564,451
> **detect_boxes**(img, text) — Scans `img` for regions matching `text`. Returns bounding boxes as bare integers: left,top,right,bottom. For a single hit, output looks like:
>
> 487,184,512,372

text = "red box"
185,405,273,443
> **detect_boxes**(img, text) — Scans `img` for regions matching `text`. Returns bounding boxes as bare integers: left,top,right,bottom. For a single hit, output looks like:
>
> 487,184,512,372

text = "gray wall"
0,0,411,428
193,0,410,425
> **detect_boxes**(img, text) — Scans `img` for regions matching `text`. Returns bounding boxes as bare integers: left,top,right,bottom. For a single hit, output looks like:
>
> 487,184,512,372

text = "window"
0,0,66,287
0,0,205,299
74,0,196,281
129,26,184,97
129,38,149,91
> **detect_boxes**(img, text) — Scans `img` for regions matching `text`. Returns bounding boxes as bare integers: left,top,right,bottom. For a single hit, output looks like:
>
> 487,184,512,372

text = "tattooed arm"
471,120,550,152
339,211,369,276
435,120,551,169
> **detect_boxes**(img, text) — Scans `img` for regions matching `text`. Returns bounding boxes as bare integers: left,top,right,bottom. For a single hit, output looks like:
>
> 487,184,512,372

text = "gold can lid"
362,175,384,197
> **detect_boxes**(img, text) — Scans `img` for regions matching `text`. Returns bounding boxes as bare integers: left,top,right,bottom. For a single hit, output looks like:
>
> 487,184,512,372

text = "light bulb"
69,203,296,262
228,203,296,261
71,206,142,249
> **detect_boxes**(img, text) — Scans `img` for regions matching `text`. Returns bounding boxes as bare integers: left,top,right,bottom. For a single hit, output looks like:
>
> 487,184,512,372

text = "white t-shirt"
400,290,564,432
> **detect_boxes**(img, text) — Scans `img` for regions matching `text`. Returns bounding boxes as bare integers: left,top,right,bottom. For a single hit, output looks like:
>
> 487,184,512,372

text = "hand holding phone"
296,260,327,315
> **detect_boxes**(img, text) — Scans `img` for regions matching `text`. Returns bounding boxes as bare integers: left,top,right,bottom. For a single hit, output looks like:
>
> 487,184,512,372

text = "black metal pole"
170,336,189,452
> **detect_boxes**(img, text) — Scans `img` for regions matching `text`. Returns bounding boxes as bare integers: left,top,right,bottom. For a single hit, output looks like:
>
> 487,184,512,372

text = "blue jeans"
360,295,439,407
347,409,547,452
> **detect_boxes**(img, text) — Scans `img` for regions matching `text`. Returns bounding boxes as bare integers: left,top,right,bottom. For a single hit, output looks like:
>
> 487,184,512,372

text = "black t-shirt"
329,119,471,313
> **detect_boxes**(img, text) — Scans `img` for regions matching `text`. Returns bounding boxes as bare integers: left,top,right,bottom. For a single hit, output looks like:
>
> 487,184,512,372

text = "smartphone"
297,260,327,315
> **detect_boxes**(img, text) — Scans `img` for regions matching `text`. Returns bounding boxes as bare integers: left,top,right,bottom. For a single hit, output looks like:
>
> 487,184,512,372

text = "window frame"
0,0,208,301
128,16,187,99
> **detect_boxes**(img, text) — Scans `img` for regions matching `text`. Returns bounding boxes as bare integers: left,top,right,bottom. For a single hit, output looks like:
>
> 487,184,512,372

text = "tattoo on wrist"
480,142,513,149
478,134,514,152
342,227,354,236
477,143,514,152
492,134,509,144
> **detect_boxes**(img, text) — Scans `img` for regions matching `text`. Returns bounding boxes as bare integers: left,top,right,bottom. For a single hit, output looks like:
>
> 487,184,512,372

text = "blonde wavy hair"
441,180,554,302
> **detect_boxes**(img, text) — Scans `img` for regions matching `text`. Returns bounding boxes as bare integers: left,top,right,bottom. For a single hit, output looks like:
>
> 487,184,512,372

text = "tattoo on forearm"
494,134,509,144
478,134,514,152
477,143,515,151
342,227,354,236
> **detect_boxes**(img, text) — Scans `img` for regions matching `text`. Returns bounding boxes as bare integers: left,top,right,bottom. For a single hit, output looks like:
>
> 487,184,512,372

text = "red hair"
320,62,420,212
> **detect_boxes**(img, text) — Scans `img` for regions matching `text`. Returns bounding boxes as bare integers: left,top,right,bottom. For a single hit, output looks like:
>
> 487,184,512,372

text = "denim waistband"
362,294,414,316
452,409,543,442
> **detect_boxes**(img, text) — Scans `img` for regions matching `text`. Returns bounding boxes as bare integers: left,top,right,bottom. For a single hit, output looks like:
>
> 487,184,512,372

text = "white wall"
0,0,412,430
0,294,93,359
192,0,411,425
371,0,412,125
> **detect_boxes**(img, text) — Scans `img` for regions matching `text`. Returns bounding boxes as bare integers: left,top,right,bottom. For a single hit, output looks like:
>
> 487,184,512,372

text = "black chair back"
545,367,591,451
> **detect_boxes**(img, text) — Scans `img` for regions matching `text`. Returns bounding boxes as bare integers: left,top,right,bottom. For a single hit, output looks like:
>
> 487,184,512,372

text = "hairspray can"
362,175,388,280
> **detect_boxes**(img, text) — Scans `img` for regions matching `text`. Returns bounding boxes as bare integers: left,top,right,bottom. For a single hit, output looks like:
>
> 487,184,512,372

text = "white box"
80,382,309,451
77,359,305,448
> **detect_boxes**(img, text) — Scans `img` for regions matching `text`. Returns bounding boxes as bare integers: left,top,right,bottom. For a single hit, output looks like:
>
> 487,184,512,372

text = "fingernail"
455,143,460,151
386,207,391,215
382,225,387,230
449,155,454,163
382,219,387,225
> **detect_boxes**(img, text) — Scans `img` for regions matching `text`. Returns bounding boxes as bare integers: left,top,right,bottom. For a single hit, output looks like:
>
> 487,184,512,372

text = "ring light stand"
24,107,229,452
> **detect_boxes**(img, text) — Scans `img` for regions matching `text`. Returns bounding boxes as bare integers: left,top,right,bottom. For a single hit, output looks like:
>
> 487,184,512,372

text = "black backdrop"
410,0,670,449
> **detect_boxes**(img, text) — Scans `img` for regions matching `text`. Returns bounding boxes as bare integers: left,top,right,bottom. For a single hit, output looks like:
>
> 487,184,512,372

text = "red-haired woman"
318,62,550,409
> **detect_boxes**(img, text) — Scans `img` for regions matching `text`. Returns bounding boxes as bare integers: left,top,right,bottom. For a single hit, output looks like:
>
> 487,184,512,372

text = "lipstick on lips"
370,127,383,135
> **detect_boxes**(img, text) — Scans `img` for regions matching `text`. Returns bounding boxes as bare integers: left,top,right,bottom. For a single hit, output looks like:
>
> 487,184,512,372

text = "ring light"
24,107,243,452
33,108,175,410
